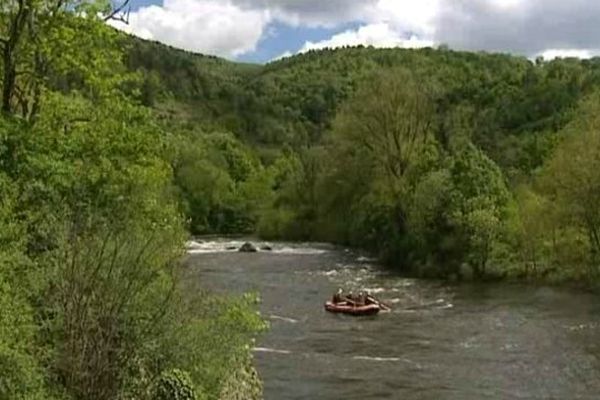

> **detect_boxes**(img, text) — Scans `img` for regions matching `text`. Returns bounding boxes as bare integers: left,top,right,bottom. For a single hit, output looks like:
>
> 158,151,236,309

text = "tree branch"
108,13,129,24
102,0,131,23
2,0,30,114
15,68,34,77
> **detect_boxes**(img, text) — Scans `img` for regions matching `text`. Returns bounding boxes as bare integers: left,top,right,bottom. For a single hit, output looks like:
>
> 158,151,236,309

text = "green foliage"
263,67,515,278
256,147,323,239
218,354,262,400
514,185,552,277
154,291,267,398
171,131,272,234
530,93,600,281
1,93,183,398
154,369,199,400
124,38,600,283
1,10,266,400
1,1,135,120
0,175,49,400
129,41,600,156
0,281,47,400
446,144,513,277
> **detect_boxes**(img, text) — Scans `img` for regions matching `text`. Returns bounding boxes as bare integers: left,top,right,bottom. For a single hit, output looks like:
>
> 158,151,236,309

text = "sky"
108,0,600,63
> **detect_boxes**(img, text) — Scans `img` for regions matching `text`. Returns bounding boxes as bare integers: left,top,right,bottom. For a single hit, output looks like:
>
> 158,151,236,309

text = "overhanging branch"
103,0,131,23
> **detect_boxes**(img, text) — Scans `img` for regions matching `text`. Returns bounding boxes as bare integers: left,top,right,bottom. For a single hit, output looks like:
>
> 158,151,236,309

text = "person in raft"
331,289,357,304
331,289,366,306
357,291,368,305
332,288,345,304
332,289,390,309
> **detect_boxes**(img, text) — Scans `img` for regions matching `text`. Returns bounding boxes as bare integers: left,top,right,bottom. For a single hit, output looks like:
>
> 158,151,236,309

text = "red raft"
324,301,380,316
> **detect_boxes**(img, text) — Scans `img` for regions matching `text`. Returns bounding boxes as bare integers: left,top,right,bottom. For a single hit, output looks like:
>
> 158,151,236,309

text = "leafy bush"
155,369,200,400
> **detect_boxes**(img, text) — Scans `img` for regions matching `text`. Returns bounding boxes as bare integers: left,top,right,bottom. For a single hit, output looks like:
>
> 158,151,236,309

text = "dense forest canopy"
125,35,600,283
128,39,600,155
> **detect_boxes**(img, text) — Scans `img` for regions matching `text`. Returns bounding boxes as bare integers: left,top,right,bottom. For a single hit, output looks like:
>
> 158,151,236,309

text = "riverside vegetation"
0,3,264,399
3,1,600,399
132,38,600,283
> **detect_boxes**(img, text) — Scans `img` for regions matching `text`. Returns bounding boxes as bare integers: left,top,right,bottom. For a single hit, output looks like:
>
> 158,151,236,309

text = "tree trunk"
1,46,16,114
1,0,30,115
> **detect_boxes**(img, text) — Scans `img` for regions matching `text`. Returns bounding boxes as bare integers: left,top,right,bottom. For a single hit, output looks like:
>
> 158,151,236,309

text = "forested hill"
127,35,600,284
127,37,600,156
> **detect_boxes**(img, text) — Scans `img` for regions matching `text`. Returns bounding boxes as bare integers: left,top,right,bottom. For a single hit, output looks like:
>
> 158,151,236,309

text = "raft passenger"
332,288,344,304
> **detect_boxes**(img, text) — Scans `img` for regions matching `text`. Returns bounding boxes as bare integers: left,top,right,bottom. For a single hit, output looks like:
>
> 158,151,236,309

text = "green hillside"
127,37,600,283
129,38,600,167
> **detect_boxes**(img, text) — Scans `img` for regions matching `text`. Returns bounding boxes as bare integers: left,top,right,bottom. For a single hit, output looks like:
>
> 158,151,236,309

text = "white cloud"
274,0,600,62
275,1,438,60
488,0,523,9
231,0,377,27
298,23,433,53
272,50,293,61
538,49,598,60
366,0,440,37
434,0,600,56
108,0,600,61
108,0,270,58
110,0,440,59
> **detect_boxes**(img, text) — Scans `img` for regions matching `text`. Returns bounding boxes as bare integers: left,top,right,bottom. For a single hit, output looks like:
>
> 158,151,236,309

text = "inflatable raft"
324,301,381,316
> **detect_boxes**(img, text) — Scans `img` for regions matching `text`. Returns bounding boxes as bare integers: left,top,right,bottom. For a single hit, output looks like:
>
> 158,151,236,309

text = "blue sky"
110,0,600,63
129,0,157,8
127,0,363,62
237,22,363,63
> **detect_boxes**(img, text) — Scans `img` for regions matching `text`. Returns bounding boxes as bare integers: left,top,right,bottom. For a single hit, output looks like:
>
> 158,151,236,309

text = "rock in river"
239,242,258,252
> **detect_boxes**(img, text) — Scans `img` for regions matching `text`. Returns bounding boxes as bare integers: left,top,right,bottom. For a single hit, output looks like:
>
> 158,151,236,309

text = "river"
184,239,600,400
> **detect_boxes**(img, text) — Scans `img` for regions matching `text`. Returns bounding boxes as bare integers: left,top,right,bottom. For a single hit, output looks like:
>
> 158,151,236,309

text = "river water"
184,239,600,400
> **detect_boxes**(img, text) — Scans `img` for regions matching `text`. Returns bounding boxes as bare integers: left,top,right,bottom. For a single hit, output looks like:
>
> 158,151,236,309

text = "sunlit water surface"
184,239,600,400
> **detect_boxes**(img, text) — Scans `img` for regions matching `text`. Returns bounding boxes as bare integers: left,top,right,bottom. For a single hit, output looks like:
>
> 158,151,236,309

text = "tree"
0,0,132,120
0,9,267,400
333,67,438,186
0,172,49,399
514,185,553,278
540,93,600,279
155,369,199,400
171,131,270,234
1,0,34,114
318,67,440,263
447,143,512,278
1,90,186,399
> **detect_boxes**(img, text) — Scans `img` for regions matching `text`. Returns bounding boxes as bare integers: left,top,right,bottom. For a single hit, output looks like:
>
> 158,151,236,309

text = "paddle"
343,297,359,307
366,295,391,311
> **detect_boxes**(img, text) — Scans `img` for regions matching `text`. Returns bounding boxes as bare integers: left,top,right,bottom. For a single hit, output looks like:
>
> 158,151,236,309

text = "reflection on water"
184,240,600,400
